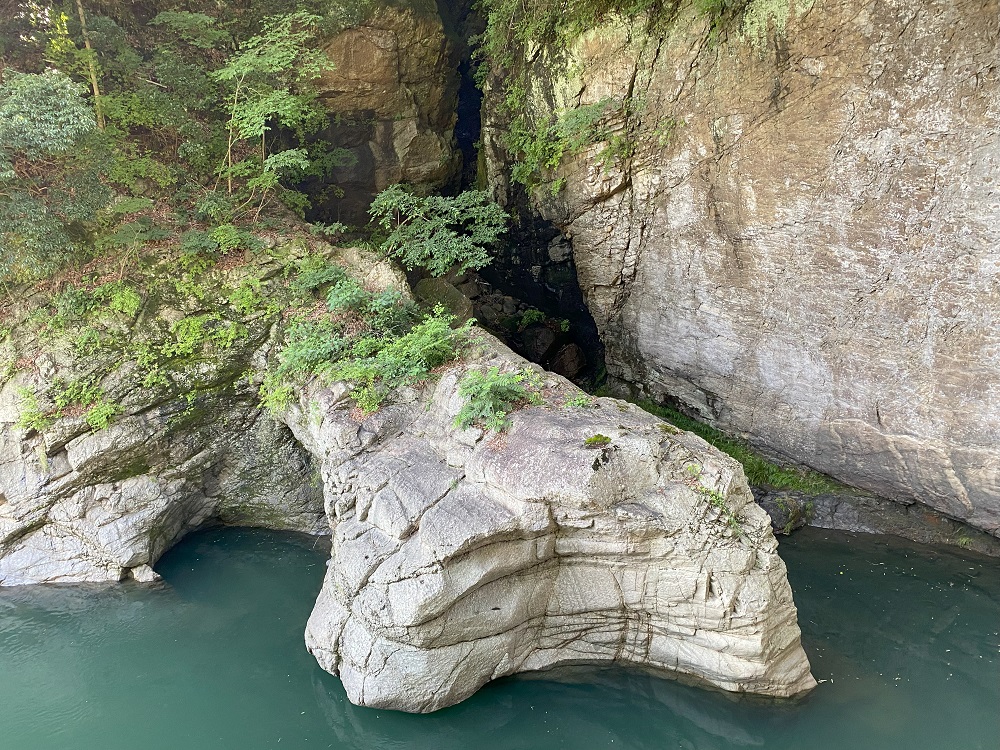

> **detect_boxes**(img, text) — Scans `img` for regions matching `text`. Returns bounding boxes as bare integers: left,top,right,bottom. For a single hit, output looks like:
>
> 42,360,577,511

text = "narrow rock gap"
435,0,608,386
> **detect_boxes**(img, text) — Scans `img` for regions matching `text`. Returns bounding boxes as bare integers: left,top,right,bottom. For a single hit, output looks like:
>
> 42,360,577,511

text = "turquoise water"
1,526,997,749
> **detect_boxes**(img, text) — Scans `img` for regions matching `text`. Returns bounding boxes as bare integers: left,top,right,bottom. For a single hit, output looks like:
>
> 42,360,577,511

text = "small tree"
369,186,509,277
0,69,108,284
211,10,331,213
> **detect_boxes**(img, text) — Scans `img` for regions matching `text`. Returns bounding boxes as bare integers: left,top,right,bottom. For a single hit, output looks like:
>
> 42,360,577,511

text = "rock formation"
0,319,325,586
282,336,815,711
482,0,1000,536
0,248,814,709
312,0,461,222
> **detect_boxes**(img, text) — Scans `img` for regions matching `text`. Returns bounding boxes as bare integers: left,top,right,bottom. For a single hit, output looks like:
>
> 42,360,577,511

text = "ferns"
454,366,541,432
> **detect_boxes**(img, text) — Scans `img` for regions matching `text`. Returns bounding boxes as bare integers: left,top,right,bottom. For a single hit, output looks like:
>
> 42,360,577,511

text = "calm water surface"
1,527,997,749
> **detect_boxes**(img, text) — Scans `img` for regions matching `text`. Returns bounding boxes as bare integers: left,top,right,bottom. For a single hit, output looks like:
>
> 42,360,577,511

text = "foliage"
330,308,470,411
0,69,96,159
53,377,102,409
369,186,509,277
519,308,546,329
85,398,120,430
291,255,347,295
564,394,593,407
583,433,612,447
634,398,842,494
262,255,470,414
211,9,331,212
14,386,53,432
93,281,142,318
454,366,540,432
0,69,108,284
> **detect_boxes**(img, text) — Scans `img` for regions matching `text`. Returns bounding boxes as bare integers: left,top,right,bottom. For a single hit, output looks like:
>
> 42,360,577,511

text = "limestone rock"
282,335,816,712
0,381,325,585
482,0,1000,536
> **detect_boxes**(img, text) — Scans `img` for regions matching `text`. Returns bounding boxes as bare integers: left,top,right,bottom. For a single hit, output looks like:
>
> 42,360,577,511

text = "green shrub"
93,281,142,318
454,366,539,432
180,229,219,257
331,308,469,411
14,387,53,432
279,319,344,375
210,223,254,253
54,378,102,410
291,255,346,295
85,399,121,431
369,186,509,277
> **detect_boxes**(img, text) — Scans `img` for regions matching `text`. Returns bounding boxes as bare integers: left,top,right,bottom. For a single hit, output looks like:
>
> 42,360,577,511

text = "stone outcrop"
312,0,461,222
0,248,814,710
0,315,324,586
482,0,1000,536
282,335,815,711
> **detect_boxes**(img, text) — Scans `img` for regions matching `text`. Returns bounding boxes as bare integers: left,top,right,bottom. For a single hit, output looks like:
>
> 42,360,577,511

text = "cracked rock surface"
482,0,1000,536
0,358,326,586
282,335,816,712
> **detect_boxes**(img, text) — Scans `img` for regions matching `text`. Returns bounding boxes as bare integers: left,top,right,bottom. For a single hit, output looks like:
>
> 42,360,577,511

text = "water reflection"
0,527,997,750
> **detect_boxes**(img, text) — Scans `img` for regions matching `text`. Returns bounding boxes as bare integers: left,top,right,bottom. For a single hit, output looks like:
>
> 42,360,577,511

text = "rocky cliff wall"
311,0,461,222
482,0,1000,535
0,246,814,709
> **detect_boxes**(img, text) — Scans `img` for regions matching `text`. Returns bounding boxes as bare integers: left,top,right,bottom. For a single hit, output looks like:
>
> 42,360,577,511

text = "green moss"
633,398,842,494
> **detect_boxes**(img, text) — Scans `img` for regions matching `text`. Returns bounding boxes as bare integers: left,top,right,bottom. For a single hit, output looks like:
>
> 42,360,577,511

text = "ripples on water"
0,527,997,749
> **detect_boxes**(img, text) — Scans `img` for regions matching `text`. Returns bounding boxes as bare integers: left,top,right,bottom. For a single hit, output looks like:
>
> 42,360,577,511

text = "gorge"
0,0,998,743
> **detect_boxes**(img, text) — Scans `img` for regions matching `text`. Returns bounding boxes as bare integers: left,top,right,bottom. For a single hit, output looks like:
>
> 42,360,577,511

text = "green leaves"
0,70,108,283
148,11,228,50
0,70,96,159
454,366,540,432
369,186,509,277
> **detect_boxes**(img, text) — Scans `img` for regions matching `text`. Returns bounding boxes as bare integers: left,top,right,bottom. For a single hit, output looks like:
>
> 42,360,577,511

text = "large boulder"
482,0,1000,536
282,335,815,711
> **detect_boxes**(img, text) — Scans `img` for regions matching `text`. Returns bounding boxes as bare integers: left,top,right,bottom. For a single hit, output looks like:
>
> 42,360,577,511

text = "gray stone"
284,334,816,711
550,343,586,379
482,0,1000,537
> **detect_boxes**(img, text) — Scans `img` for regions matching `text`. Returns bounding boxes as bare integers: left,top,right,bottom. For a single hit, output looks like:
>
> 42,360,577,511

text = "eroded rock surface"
313,0,460,222
0,344,324,586
282,336,815,711
0,249,814,710
482,0,1000,535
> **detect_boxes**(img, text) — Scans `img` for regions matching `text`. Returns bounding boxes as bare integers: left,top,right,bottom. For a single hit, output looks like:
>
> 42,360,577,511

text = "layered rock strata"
0,336,324,586
283,336,815,711
482,0,1000,535
0,251,814,709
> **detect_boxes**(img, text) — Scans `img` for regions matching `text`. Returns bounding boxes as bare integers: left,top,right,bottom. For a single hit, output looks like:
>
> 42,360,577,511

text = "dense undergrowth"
0,0,379,286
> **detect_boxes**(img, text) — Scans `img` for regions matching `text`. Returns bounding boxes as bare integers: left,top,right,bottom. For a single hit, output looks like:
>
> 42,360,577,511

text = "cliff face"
0,246,814,708
312,0,461,222
483,0,1000,535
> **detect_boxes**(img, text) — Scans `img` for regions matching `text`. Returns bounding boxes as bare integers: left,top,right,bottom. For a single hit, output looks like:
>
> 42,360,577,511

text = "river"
1,527,996,749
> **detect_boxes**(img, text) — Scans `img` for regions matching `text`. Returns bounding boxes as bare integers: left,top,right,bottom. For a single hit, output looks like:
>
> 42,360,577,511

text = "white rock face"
283,337,816,712
482,0,1000,535
0,376,325,585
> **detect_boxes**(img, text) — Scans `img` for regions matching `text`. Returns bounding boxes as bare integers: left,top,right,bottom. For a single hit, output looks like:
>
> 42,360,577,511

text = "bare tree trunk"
75,0,105,131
